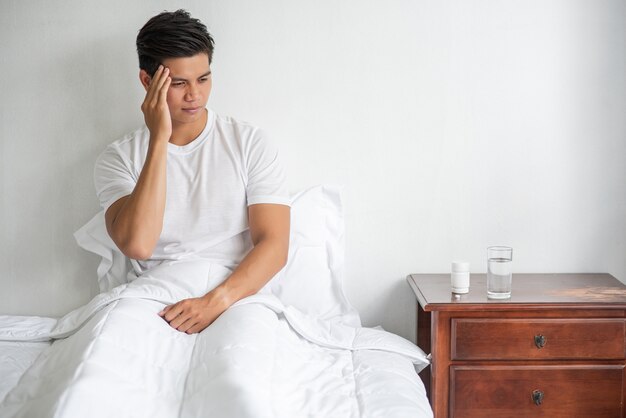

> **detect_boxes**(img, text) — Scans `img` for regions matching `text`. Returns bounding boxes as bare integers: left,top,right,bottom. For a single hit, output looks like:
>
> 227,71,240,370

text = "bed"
0,186,432,417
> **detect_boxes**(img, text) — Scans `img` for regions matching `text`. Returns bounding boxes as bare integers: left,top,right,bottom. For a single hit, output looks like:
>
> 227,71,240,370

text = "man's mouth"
182,107,201,114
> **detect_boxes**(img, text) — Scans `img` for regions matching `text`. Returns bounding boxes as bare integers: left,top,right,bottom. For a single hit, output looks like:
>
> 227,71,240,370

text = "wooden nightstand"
407,273,626,418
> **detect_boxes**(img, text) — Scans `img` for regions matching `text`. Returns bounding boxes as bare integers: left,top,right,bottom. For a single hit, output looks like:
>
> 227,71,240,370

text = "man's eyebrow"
170,70,212,82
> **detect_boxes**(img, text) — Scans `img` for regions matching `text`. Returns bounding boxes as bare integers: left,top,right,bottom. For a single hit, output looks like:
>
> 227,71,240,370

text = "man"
94,10,290,335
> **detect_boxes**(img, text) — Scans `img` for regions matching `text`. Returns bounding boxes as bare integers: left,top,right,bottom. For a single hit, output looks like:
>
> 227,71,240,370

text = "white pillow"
259,185,360,326
73,213,137,292
74,185,360,327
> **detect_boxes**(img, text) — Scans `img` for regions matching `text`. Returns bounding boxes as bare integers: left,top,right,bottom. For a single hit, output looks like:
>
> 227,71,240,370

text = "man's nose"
185,84,199,101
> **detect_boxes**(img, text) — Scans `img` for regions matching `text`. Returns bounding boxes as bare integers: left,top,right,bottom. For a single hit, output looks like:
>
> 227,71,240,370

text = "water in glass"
487,257,512,299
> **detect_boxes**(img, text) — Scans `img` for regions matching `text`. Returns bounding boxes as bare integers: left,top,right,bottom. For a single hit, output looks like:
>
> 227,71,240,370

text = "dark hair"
136,9,215,76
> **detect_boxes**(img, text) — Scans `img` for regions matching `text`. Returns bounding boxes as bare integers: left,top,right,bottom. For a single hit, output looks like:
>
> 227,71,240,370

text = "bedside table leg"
417,304,432,401
430,311,451,418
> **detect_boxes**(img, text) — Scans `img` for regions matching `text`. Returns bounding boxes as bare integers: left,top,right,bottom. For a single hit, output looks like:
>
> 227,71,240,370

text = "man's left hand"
158,290,231,334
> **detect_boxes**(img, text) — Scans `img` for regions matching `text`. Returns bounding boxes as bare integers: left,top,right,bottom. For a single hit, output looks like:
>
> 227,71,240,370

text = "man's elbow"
116,239,154,261
277,252,288,270
277,242,289,269
125,247,153,261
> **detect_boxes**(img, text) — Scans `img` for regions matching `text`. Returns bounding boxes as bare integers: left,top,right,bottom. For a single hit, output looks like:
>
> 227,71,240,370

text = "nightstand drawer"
451,318,625,360
450,365,625,418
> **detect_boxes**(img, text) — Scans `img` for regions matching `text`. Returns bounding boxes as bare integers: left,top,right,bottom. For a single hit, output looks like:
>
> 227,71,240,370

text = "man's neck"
169,108,208,146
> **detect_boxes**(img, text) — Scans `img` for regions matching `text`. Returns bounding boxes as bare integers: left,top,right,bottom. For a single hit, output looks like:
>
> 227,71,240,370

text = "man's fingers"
155,67,170,93
145,65,169,105
168,314,184,329
150,67,169,103
177,319,196,333
186,324,204,334
164,304,183,322
148,68,170,109
144,65,164,102
157,76,171,105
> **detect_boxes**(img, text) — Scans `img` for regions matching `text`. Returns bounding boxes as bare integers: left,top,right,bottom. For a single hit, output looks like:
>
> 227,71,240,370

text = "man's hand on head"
158,289,233,334
141,64,172,143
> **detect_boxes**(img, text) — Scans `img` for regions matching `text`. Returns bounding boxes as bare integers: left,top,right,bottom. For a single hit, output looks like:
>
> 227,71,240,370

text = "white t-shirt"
94,108,290,275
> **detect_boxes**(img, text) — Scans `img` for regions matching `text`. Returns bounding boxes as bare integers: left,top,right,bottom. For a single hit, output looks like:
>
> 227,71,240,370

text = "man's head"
137,10,214,130
136,9,215,77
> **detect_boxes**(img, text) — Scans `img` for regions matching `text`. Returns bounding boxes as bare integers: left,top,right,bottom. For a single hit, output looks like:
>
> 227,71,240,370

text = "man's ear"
139,69,152,91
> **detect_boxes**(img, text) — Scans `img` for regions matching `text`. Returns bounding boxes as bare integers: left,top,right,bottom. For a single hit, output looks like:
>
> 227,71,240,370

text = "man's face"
159,53,212,127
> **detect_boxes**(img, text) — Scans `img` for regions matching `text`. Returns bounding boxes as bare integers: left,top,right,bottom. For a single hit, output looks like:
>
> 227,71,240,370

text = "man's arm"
159,203,290,334
105,65,172,260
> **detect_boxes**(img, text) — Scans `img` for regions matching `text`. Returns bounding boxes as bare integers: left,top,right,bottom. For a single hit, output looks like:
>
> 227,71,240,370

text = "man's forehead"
161,53,211,79
169,68,212,81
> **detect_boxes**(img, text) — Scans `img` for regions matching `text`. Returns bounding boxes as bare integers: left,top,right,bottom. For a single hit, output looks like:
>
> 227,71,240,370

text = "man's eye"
199,78,208,82
172,82,184,87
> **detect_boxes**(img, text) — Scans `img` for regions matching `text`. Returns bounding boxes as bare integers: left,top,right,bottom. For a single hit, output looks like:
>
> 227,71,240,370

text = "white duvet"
0,261,430,417
0,186,432,417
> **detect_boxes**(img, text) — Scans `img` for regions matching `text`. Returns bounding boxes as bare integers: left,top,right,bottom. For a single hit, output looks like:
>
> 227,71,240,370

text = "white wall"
1,0,624,343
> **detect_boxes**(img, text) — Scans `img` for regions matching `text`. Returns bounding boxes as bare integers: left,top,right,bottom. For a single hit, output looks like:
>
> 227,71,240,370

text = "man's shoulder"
108,126,150,150
211,111,274,158
213,110,263,139
96,126,149,165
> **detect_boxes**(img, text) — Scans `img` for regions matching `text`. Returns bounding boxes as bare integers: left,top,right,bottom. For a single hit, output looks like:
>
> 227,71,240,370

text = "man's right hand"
141,65,172,142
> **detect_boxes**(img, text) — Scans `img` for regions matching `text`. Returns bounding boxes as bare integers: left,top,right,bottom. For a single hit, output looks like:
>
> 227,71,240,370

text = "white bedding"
0,341,50,403
0,262,431,417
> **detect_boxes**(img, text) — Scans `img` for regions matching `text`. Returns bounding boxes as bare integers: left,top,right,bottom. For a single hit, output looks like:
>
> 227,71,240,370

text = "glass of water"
487,246,513,299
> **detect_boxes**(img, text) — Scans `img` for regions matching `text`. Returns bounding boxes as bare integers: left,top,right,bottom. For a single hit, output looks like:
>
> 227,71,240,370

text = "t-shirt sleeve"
93,144,137,212
245,129,291,207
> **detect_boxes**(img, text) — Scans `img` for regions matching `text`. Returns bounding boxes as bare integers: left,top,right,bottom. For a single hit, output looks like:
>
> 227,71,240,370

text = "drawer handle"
534,334,547,349
532,389,544,406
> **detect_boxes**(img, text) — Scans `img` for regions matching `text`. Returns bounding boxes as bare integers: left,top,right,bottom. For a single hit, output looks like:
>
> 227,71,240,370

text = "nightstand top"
407,273,626,311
